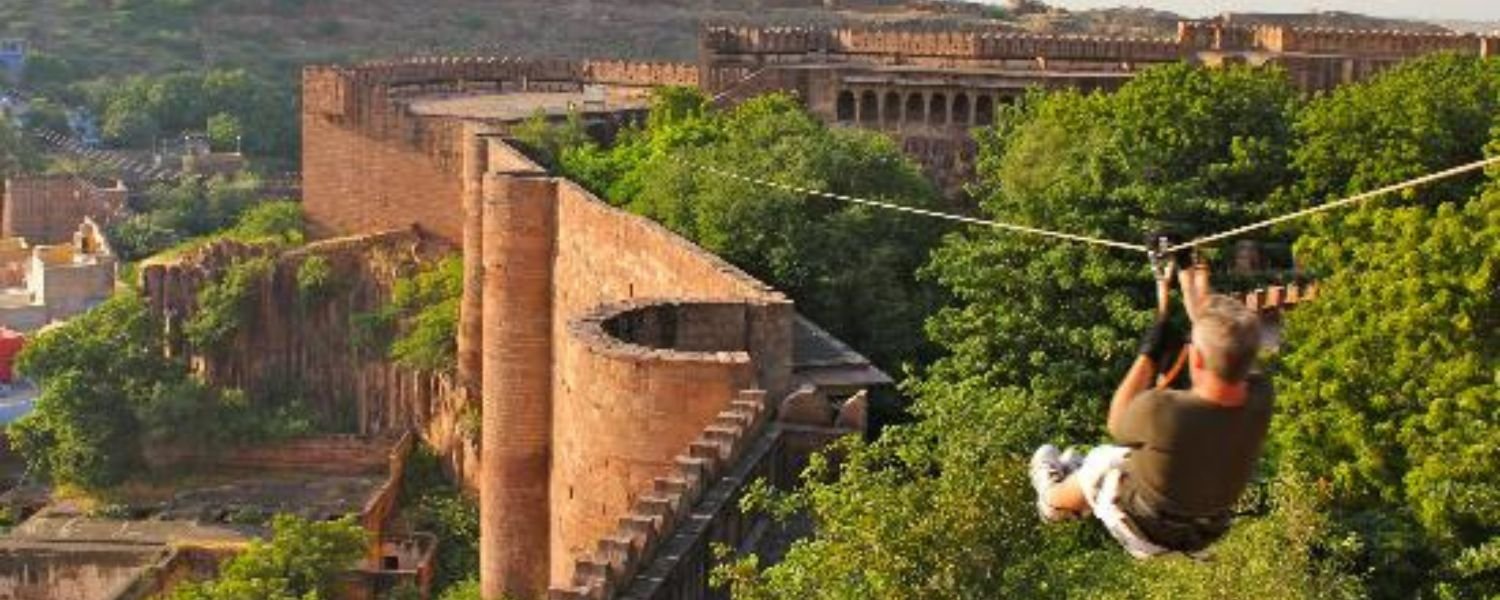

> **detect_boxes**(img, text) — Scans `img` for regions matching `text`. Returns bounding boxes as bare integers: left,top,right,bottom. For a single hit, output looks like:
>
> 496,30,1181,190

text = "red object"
0,328,25,384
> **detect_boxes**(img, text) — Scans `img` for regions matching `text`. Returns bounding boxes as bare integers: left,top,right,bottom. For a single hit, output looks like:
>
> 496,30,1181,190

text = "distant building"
1,176,128,245
0,219,117,332
0,39,25,85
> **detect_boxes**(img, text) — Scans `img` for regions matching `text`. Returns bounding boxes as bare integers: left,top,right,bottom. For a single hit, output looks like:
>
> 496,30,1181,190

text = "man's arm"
1107,355,1157,438
1110,264,1174,436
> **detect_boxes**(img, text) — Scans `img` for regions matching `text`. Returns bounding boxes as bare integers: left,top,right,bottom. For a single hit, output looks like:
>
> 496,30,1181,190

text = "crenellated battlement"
308,56,696,93
549,389,771,600
1177,19,1499,56
704,22,1500,64
702,25,1182,61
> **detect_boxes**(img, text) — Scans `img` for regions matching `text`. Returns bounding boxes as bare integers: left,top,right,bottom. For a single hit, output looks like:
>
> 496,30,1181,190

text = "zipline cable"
695,154,1500,257
1163,155,1500,254
697,164,1152,253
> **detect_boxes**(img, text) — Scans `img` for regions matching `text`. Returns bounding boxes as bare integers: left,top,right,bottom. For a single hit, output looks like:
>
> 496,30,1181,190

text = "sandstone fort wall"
702,26,1183,61
547,180,793,564
303,59,696,244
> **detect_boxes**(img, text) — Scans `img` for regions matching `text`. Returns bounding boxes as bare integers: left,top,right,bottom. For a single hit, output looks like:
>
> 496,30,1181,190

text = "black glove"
1138,314,1186,368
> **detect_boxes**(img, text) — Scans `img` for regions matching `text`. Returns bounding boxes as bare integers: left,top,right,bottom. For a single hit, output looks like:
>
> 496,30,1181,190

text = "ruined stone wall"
0,176,124,245
139,230,484,490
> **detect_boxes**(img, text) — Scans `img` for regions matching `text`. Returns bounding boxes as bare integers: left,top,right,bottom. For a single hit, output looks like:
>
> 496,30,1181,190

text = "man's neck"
1192,376,1249,407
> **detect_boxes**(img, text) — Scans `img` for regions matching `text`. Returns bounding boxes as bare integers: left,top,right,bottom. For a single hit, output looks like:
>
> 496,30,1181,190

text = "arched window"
884,91,902,126
929,93,948,125
952,93,971,126
905,93,926,124
975,95,996,126
859,90,879,125
836,91,855,123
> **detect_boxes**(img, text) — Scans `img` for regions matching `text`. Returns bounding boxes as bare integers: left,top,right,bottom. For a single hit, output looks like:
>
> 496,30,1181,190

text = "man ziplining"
1029,261,1273,558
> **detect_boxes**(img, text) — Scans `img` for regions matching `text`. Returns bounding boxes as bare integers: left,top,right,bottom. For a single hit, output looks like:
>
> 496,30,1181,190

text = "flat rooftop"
792,315,893,389
9,470,386,547
406,91,651,122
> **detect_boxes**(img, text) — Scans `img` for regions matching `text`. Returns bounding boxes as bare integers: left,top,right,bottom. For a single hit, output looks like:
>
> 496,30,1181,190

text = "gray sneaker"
1030,445,1069,522
1058,447,1084,475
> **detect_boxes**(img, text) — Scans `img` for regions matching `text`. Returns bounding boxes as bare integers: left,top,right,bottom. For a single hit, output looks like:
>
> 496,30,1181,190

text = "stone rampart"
1177,20,1498,56
303,58,695,243
702,26,1182,61
552,300,760,583
550,389,771,600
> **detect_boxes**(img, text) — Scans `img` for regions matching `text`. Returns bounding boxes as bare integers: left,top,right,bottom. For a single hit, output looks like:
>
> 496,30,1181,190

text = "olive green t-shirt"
1113,377,1273,517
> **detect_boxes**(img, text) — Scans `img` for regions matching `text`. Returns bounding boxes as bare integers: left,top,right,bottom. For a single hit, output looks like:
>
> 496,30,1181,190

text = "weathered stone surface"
778,386,837,427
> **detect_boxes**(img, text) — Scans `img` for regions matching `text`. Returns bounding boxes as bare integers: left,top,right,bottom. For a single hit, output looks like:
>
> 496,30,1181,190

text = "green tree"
206,112,243,152
168,514,369,600
8,293,177,488
0,118,42,179
1280,54,1500,214
23,97,72,136
510,110,590,171
225,200,305,246
21,51,78,98
386,257,462,372
1274,191,1500,599
399,446,479,594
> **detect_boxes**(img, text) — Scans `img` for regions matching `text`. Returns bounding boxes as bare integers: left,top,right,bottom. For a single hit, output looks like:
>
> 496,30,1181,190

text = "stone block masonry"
1,176,126,245
302,58,697,244
479,174,558,599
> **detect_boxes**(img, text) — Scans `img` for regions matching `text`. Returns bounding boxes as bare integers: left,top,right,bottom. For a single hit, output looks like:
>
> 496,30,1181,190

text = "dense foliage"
108,174,284,261
555,88,948,370
185,256,275,350
9,291,319,490
1278,54,1500,213
1267,54,1500,599
0,118,42,180
8,293,173,488
90,69,295,157
355,256,463,373
11,202,312,490
399,446,480,595
167,515,368,600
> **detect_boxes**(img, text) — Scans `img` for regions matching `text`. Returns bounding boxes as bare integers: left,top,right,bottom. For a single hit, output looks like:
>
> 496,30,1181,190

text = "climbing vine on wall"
184,256,274,352
295,255,341,310
352,256,463,373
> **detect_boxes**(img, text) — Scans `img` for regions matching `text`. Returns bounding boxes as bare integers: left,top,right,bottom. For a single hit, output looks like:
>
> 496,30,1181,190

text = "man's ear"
1188,344,1205,370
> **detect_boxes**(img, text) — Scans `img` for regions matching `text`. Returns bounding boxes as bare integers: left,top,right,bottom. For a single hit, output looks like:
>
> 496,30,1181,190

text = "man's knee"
1046,474,1089,513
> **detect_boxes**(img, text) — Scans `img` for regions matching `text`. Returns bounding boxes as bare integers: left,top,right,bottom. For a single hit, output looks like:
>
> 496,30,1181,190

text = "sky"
1033,1,1500,22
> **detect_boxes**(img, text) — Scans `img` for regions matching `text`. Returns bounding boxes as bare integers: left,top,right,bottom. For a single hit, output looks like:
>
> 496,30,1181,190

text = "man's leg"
1045,474,1089,514
1030,445,1086,521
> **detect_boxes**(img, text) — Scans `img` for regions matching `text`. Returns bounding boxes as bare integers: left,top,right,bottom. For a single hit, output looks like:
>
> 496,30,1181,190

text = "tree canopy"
167,515,369,600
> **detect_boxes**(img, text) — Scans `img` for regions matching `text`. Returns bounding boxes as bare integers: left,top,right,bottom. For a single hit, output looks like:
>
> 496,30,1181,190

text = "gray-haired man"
1029,265,1273,558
